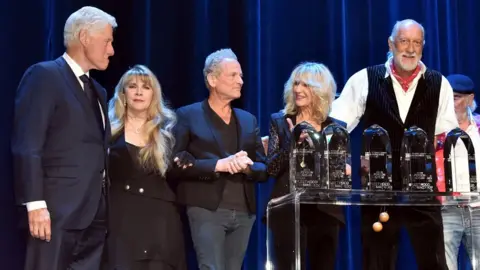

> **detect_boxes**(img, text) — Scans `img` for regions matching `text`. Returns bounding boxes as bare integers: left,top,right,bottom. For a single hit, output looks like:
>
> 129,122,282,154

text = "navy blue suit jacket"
171,100,268,214
11,56,110,230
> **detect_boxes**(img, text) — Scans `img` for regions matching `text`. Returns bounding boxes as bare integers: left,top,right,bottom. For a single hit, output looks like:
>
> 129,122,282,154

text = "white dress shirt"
26,53,105,212
330,57,458,135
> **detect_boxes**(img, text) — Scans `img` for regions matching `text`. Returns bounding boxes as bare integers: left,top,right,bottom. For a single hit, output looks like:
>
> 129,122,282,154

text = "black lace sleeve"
266,118,289,178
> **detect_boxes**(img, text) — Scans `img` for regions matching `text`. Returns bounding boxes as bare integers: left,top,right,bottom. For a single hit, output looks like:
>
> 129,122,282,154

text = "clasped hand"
217,150,253,174
173,151,195,169
174,150,254,175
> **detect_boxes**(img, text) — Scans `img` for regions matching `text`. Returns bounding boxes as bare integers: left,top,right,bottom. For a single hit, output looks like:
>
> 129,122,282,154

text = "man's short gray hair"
203,48,238,88
388,19,425,44
63,6,117,47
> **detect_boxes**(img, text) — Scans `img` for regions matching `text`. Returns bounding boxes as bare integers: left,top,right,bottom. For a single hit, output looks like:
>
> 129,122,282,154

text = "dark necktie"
79,75,103,133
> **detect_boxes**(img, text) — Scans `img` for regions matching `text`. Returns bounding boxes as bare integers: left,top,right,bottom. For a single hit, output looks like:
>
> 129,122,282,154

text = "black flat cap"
447,74,475,94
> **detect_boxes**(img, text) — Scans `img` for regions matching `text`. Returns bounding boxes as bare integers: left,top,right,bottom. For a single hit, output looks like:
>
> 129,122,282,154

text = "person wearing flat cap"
437,74,480,270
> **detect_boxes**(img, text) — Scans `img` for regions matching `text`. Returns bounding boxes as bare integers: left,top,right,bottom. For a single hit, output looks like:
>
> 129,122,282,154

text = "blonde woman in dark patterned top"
266,62,347,270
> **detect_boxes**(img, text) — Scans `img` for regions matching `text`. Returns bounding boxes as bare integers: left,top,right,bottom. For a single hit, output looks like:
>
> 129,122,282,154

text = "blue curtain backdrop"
1,0,479,269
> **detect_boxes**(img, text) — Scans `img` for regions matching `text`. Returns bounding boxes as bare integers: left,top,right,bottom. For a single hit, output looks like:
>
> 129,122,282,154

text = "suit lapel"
55,57,108,143
201,100,229,158
91,79,111,146
55,57,93,120
92,79,108,124
110,132,135,179
104,115,111,149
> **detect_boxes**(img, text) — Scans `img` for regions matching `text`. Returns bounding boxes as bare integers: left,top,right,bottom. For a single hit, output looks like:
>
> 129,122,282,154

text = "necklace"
128,116,146,134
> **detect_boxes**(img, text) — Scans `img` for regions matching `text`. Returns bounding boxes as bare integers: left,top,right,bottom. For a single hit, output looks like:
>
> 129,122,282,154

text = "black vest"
363,64,442,189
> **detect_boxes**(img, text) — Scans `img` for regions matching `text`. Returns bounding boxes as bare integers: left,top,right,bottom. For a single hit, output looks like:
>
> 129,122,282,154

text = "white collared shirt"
26,53,106,212
330,57,458,135
62,53,105,127
63,52,90,89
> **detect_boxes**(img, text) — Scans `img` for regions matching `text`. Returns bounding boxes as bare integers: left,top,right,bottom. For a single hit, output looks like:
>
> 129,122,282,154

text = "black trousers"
24,194,107,270
361,206,448,270
269,205,341,270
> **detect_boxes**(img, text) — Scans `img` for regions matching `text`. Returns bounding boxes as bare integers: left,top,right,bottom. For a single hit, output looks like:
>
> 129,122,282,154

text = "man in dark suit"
172,48,268,270
11,6,117,270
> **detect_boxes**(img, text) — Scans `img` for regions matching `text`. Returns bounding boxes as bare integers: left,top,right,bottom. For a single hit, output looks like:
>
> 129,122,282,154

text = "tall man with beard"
331,19,458,269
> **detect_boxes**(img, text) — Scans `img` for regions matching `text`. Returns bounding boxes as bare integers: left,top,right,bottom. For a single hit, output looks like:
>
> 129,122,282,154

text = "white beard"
394,54,421,72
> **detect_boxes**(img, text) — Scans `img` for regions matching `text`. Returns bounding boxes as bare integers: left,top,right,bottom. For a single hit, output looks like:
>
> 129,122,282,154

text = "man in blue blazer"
172,48,268,270
11,6,117,270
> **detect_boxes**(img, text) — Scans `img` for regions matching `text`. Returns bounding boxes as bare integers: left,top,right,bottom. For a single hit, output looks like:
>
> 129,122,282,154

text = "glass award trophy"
443,127,477,192
400,126,434,192
319,123,352,189
361,124,393,191
289,121,322,191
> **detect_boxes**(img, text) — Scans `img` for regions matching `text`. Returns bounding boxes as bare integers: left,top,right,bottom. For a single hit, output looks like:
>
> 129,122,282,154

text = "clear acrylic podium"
265,188,480,270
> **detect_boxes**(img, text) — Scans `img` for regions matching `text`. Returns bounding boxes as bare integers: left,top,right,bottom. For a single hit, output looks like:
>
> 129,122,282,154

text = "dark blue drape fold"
1,1,479,269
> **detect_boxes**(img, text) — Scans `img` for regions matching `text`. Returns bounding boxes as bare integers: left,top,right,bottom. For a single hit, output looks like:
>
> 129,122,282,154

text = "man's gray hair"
388,19,425,43
203,48,238,88
63,6,117,47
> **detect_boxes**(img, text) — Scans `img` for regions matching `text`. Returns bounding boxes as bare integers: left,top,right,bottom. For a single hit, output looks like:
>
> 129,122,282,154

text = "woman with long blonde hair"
103,65,186,270
266,62,347,270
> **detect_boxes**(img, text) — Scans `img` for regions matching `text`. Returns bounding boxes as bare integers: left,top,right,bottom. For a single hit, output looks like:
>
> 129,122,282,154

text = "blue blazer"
171,100,268,214
11,56,110,230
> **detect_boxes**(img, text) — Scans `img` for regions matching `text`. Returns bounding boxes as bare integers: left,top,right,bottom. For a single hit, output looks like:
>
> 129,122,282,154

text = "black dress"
103,133,187,270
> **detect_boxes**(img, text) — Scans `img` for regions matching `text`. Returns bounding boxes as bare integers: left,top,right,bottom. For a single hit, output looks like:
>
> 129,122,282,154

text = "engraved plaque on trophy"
443,127,477,192
400,126,434,192
320,123,352,189
289,122,322,191
361,124,393,191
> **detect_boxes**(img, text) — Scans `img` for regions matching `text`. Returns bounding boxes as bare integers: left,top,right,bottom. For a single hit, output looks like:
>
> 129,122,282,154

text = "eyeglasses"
396,38,423,48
